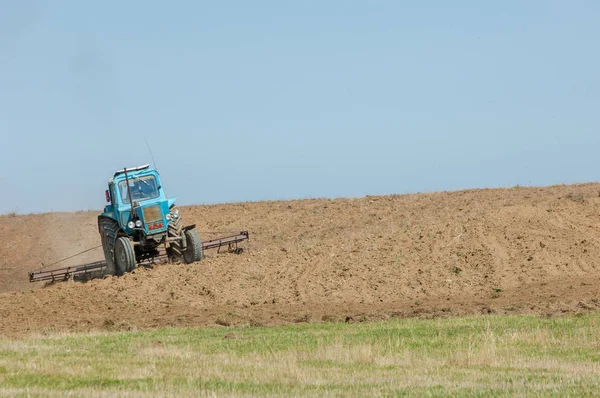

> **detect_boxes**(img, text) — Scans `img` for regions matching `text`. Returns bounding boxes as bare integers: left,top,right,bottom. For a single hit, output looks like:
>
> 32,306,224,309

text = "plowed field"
2,184,600,336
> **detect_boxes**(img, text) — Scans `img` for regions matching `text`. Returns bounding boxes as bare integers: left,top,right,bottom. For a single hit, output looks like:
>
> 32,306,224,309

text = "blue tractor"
98,164,202,275
27,164,248,283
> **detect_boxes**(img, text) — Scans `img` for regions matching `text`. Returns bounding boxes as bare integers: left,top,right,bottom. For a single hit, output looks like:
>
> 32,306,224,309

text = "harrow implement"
201,231,249,253
28,231,250,283
29,260,107,283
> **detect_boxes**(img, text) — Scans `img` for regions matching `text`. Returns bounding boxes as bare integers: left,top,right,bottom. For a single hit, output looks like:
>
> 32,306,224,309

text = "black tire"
167,207,184,262
183,229,202,264
99,217,120,275
115,237,136,276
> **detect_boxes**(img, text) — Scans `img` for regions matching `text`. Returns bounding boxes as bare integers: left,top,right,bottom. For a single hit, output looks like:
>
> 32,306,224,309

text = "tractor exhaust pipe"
123,166,135,216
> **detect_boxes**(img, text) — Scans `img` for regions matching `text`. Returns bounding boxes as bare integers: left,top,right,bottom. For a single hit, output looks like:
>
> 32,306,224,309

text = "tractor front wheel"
183,229,202,264
167,207,184,263
115,237,136,276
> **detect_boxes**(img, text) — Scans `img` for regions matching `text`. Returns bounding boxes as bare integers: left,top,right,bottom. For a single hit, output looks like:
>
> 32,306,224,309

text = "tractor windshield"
119,175,160,204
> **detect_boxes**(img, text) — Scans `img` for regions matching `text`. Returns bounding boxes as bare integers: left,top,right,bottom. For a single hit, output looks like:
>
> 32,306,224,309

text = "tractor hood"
134,199,170,235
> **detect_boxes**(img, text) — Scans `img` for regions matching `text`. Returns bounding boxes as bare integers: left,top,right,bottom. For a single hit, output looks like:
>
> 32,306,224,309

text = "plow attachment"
29,231,250,283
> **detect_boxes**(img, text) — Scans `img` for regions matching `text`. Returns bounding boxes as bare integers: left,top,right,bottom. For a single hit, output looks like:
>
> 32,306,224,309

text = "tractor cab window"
110,185,117,205
118,175,160,204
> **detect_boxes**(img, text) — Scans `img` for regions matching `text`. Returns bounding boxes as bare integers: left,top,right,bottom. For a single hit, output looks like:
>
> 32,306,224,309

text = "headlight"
127,221,135,229
172,209,180,219
135,220,143,228
166,214,172,221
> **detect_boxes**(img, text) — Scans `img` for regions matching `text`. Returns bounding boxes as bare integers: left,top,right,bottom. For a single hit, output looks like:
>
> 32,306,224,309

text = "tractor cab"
102,165,177,237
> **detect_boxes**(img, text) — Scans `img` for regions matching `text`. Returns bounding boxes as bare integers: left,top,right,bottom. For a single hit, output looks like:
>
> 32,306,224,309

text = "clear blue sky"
1,1,599,214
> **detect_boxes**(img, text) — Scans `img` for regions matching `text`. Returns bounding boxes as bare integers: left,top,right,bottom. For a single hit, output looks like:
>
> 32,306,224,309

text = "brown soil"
2,184,600,336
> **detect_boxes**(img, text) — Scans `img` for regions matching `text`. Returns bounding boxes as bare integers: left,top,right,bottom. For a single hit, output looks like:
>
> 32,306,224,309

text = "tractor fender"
183,224,196,232
168,198,177,209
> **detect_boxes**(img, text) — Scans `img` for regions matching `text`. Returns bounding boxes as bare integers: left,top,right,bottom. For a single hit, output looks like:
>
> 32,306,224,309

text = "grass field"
1,314,600,397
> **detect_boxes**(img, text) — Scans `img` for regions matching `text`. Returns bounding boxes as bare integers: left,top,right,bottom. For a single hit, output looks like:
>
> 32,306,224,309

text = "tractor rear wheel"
99,217,120,275
115,237,135,276
183,229,202,264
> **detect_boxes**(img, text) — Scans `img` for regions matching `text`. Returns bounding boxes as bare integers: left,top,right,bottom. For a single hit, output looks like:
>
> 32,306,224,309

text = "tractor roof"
113,164,151,178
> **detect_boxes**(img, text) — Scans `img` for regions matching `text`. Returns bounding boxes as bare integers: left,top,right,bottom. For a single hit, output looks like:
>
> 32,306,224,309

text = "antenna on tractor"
145,136,158,170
